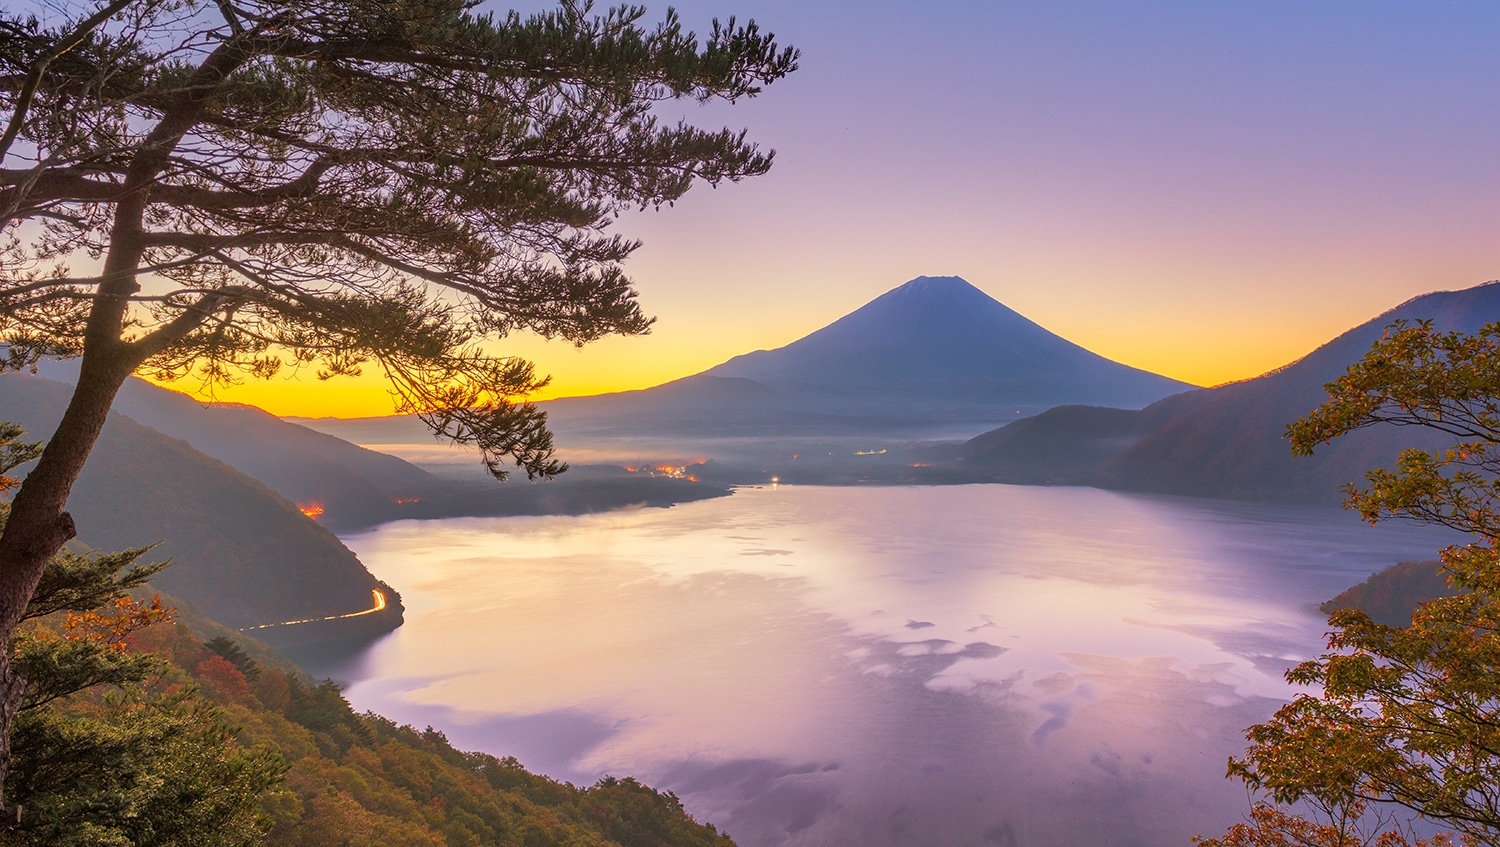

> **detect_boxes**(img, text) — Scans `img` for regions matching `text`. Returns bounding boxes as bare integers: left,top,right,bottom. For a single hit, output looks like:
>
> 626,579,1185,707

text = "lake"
296,484,1460,847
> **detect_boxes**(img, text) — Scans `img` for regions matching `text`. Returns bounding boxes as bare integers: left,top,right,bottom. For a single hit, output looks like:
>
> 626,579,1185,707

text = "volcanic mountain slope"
0,372,400,630
709,276,1193,415
541,276,1195,435
961,281,1500,504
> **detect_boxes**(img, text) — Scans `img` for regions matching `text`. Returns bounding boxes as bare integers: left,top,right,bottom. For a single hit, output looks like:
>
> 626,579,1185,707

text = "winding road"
239,588,387,632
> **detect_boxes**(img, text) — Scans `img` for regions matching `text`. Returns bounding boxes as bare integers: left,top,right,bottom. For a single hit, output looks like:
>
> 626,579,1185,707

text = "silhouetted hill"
957,392,1214,484
0,373,401,630
1321,560,1453,627
30,364,433,531
962,281,1500,503
115,379,430,491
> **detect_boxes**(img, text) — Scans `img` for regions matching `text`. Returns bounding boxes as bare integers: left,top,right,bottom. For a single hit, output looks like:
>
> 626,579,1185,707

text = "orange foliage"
65,595,176,650
1196,803,1470,847
195,654,250,703
121,621,176,655
254,668,292,712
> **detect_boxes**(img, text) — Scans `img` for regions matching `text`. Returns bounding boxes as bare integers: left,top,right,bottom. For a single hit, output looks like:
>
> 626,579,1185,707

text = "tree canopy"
1202,319,1500,847
0,0,796,817
0,0,796,478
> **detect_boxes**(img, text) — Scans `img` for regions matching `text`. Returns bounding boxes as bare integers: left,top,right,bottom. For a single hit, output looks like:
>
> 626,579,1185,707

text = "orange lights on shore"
297,502,325,519
395,497,421,504
623,464,700,480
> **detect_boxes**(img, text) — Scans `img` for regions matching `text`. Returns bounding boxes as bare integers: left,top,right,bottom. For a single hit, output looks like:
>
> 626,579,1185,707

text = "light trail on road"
239,589,386,632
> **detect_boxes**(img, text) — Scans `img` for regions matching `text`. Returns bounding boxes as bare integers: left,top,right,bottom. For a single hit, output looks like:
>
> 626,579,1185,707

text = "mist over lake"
294,485,1459,847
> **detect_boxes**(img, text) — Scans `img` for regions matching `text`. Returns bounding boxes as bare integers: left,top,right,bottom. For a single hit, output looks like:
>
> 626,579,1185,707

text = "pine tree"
0,0,796,812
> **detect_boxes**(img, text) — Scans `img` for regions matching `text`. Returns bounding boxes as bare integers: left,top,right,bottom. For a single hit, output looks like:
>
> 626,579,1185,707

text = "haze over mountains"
7,275,1497,643
22,360,437,530
300,277,1500,506
297,275,1200,481
962,281,1500,503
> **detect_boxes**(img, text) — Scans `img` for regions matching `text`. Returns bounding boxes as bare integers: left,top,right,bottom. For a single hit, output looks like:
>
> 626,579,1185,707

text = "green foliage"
0,421,42,495
1223,577,1500,845
0,2,792,824
0,493,282,842
243,708,740,847
2,445,170,711
23,547,167,627
9,692,284,847
583,776,734,847
0,493,738,843
13,635,163,714
1211,321,1500,845
175,660,743,846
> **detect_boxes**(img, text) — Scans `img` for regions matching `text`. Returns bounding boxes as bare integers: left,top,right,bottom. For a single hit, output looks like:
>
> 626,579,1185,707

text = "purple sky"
421,0,1493,415
21,0,1500,414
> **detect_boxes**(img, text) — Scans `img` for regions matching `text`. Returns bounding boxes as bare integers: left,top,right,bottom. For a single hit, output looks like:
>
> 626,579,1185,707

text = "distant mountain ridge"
536,275,1195,435
110,377,434,529
961,280,1500,503
27,362,436,532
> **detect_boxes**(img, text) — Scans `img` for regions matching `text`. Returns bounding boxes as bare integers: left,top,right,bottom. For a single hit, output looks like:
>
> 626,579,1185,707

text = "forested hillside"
961,281,1500,503
15,607,736,846
0,374,399,630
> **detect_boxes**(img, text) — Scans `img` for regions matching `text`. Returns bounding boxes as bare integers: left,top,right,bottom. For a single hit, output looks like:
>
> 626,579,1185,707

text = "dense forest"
12,593,738,846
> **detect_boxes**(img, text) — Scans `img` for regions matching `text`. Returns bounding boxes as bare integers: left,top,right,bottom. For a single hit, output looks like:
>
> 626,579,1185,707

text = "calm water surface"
306,485,1459,847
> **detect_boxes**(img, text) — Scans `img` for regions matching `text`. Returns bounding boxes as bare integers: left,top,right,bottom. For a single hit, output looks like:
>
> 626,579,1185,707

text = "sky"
162,1,1500,417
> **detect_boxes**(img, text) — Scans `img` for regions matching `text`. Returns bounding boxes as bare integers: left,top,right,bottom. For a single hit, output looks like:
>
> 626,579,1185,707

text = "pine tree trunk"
0,346,136,816
0,35,211,805
0,653,25,829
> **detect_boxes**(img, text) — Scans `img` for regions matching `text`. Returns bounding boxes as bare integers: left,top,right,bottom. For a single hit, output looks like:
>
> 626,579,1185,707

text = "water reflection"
301,485,1459,846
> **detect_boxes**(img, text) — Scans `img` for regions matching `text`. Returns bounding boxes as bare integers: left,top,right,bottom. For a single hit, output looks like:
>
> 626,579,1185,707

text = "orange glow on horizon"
137,274,1488,420
297,502,325,518
137,341,1311,420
